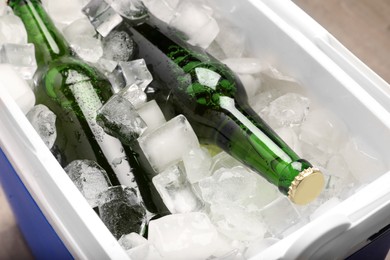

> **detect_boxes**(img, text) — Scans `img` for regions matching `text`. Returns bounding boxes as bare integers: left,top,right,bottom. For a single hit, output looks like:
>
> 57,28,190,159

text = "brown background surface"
0,0,389,258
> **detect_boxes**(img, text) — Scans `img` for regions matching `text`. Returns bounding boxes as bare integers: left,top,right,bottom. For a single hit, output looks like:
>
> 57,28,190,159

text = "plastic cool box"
1,0,389,259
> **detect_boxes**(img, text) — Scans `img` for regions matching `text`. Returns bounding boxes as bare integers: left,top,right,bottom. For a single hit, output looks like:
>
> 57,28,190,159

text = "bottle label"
67,70,137,188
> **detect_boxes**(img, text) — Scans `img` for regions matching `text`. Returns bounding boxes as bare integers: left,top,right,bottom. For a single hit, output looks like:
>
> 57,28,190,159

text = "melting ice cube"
136,100,167,135
104,0,148,23
182,147,212,184
119,59,153,91
138,115,199,173
82,0,123,37
152,164,204,213
148,212,220,260
0,43,37,79
96,94,147,145
0,14,27,45
64,160,112,208
26,104,57,149
102,29,136,62
97,185,147,239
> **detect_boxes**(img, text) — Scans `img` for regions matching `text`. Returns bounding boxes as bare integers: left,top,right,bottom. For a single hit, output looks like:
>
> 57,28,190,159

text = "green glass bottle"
128,21,324,205
9,0,166,213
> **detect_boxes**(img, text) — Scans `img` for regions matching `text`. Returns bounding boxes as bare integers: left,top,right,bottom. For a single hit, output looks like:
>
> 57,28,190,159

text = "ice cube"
82,0,123,37
244,237,280,259
62,18,103,63
152,164,204,213
119,59,153,91
0,1,7,16
198,166,258,205
260,196,301,237
148,212,220,260
0,64,35,114
62,17,96,37
222,58,263,75
214,21,246,59
142,0,179,24
136,100,167,135
118,232,147,250
94,57,118,75
64,160,111,208
237,73,261,98
209,203,266,241
262,93,310,128
274,127,302,156
209,151,244,174
342,137,387,183
104,0,148,23
309,197,341,220
0,43,37,79
0,14,27,45
117,83,147,109
126,243,163,260
96,94,147,145
138,115,200,173
182,147,212,183
169,1,219,48
108,67,127,93
42,0,85,26
97,185,147,239
26,104,57,149
249,90,276,116
299,109,349,154
102,29,136,62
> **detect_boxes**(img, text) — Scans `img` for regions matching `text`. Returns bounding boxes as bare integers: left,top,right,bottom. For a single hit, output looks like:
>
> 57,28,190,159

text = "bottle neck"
10,0,70,67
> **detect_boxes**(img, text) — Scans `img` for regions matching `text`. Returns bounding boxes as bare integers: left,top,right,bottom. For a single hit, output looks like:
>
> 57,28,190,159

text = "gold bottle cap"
288,167,325,205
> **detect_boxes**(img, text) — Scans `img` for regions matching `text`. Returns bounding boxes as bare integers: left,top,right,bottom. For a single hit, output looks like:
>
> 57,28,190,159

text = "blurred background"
1,0,389,259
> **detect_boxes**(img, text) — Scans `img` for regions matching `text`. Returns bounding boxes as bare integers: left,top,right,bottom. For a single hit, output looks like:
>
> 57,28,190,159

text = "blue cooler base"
0,148,73,260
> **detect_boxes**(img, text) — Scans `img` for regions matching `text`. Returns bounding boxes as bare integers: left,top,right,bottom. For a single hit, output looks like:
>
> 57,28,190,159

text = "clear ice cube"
0,43,37,79
214,21,246,58
104,0,148,23
126,243,163,260
148,212,220,260
102,29,135,62
0,64,35,114
209,203,266,241
138,115,200,173
209,151,243,174
64,160,112,208
97,185,147,239
222,58,263,75
237,73,262,99
274,127,302,157
262,93,310,128
119,59,153,91
82,0,123,37
299,109,349,154
169,1,219,48
63,18,103,63
43,0,85,26
0,14,27,45
142,0,179,24
198,166,258,206
136,100,167,135
118,232,148,250
152,164,204,213
116,83,147,109
26,104,57,149
182,147,212,183
342,137,387,183
96,94,147,145
260,196,301,237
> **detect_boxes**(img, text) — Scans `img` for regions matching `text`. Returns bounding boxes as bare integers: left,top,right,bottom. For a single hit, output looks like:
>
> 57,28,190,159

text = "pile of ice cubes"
1,0,388,259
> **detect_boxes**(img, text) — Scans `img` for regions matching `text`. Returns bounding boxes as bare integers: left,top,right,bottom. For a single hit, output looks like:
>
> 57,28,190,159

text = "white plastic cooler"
1,0,390,259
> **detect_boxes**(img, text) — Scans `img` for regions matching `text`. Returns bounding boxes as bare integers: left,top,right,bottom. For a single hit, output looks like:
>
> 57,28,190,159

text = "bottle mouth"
288,167,325,205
